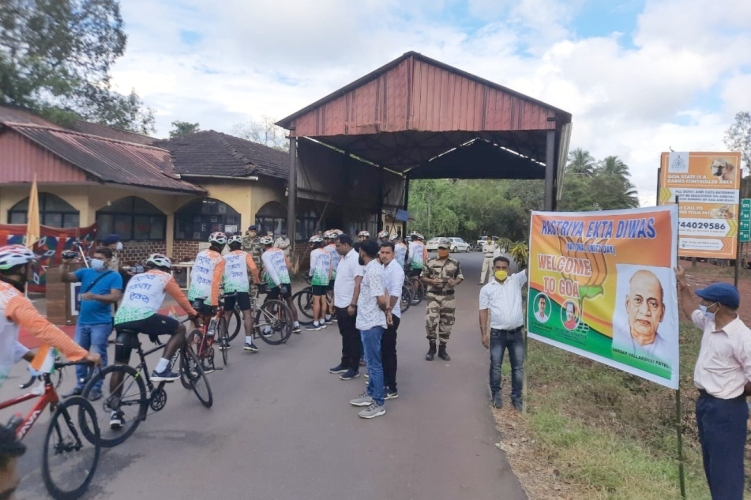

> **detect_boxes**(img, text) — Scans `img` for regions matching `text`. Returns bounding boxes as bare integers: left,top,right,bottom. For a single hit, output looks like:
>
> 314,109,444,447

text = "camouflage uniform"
421,256,464,345
242,232,263,295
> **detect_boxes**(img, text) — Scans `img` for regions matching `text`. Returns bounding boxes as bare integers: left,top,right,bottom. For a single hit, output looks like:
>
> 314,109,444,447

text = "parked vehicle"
426,237,470,252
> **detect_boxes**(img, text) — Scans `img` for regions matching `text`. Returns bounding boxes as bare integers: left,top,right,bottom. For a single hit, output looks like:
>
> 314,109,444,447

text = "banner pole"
675,195,687,499
734,223,740,288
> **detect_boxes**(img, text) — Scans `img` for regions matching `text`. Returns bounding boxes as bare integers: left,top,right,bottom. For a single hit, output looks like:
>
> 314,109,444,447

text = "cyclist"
392,234,408,268
0,245,101,386
323,230,341,324
358,230,370,242
188,232,227,316
377,230,390,244
407,233,427,296
223,235,261,352
260,236,301,333
308,235,332,331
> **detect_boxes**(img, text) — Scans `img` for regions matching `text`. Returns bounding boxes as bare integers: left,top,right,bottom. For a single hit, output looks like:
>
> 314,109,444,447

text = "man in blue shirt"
60,247,123,400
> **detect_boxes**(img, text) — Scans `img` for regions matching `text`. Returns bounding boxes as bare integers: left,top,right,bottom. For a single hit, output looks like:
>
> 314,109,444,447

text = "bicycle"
2,360,100,500
292,275,334,326
82,329,212,448
187,295,233,374
404,272,425,306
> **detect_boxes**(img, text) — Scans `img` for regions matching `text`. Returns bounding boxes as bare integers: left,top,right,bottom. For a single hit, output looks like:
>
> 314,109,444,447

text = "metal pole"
287,131,297,253
735,227,741,288
674,195,687,499
656,167,662,206
403,176,410,237
544,129,555,211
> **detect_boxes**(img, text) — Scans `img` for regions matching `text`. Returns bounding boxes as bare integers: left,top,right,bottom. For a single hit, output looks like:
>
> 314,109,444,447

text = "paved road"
7,251,526,500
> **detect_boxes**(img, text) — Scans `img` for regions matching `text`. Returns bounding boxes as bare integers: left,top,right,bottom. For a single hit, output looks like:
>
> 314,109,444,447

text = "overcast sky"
110,0,751,207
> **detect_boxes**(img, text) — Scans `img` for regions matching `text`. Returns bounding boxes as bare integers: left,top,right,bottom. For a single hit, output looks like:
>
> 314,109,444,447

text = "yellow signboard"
658,152,741,259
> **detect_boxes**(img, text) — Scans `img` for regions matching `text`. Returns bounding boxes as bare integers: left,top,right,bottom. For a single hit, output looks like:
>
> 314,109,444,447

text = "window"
255,202,287,239
297,210,319,242
8,193,80,228
96,197,166,241
175,198,241,241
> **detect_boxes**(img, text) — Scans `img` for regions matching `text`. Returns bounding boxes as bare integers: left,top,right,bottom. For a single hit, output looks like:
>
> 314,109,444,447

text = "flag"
29,345,56,375
25,174,40,248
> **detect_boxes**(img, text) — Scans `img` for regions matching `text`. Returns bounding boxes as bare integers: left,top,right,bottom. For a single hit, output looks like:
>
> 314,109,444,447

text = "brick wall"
118,240,167,266
172,240,200,263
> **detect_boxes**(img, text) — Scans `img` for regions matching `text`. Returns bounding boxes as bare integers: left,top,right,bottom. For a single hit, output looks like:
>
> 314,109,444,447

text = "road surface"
6,251,526,500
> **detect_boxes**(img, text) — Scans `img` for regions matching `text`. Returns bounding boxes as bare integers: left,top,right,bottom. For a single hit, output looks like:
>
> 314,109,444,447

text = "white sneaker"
359,403,386,419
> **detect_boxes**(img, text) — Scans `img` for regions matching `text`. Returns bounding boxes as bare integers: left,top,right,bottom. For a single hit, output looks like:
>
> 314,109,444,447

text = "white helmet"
377,230,389,239
259,236,274,245
0,245,38,271
417,234,425,241
228,234,243,246
390,234,401,242
209,232,227,245
309,235,324,243
147,253,172,270
323,231,335,239
358,231,370,238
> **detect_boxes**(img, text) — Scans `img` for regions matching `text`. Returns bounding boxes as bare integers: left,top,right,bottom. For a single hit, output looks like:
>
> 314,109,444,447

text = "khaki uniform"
274,237,291,259
479,241,497,284
421,257,464,345
242,233,263,294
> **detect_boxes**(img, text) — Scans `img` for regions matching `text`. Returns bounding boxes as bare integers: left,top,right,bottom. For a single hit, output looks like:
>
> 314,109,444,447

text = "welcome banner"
527,206,679,389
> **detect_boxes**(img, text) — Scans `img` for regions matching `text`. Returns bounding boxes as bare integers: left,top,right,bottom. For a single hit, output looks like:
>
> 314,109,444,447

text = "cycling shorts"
224,292,251,311
114,314,179,363
311,285,328,296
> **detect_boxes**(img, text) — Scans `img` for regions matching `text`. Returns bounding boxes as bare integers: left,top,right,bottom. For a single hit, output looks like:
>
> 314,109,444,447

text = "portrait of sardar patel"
612,269,670,366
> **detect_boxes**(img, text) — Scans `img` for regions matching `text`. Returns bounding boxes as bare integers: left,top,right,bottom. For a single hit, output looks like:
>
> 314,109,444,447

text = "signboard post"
658,152,742,260
735,199,751,287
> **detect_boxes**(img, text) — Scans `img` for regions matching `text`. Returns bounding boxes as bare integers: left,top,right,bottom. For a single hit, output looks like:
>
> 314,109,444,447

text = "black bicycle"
82,329,212,448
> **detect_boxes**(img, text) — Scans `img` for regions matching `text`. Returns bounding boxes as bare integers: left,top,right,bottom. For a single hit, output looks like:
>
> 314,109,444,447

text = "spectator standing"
102,234,122,271
478,237,497,285
349,239,389,419
380,241,404,399
330,234,363,380
421,238,463,361
274,232,292,260
479,256,527,410
60,247,123,400
676,266,751,500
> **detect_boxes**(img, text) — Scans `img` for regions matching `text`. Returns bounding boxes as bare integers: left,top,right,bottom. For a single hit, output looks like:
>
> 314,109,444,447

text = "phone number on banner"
678,218,730,237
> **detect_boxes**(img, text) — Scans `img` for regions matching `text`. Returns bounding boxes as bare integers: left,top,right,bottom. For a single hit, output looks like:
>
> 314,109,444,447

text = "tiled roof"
8,124,204,194
155,130,289,180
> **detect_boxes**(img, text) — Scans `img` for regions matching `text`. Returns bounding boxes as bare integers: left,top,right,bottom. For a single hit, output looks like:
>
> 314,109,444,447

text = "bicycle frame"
0,378,57,440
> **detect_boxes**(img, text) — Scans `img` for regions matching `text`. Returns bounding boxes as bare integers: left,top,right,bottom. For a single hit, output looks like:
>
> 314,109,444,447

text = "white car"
426,237,470,252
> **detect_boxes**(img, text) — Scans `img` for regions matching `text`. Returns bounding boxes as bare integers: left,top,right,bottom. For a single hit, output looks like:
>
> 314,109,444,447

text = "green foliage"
567,148,596,176
509,241,529,267
724,111,751,171
169,120,201,139
0,0,154,134
561,151,640,211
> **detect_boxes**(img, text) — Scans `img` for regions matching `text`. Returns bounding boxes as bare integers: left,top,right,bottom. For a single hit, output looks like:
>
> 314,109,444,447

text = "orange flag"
25,174,40,248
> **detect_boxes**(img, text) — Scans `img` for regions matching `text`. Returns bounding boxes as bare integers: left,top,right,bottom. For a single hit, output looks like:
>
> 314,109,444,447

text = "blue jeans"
696,392,748,499
489,327,524,404
74,323,111,391
360,326,385,406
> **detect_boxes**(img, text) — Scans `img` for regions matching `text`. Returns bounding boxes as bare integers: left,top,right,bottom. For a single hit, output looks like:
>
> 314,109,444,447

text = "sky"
109,0,751,207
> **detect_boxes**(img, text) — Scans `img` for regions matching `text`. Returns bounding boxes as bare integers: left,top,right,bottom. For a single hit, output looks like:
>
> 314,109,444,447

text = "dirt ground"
497,262,751,499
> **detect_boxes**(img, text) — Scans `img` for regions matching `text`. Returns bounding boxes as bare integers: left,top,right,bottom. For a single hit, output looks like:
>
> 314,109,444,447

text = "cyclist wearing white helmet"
393,235,408,268
358,230,370,242
323,231,340,324
308,235,332,330
113,254,199,388
0,245,101,386
377,230,390,243
223,235,262,352
188,232,227,315
260,236,301,333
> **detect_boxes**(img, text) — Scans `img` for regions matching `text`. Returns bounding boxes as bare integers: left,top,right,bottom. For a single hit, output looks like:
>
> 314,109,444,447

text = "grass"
515,320,721,499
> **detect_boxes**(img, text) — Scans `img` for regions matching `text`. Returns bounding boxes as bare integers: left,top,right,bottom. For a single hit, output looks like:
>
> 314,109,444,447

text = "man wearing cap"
274,232,291,260
102,234,123,272
676,266,751,500
478,237,497,285
243,225,263,295
421,237,463,361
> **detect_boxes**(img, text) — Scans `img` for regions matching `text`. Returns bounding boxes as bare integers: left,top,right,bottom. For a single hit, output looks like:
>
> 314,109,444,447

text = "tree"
566,148,596,176
596,155,631,179
724,111,751,174
233,115,288,151
0,0,154,133
169,121,200,139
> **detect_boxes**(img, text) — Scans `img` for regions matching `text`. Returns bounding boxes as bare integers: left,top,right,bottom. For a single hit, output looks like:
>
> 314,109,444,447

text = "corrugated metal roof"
71,121,156,145
155,130,289,180
0,106,63,128
7,124,204,194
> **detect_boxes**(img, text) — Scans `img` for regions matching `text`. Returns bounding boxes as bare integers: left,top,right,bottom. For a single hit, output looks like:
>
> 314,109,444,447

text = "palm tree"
566,148,595,176
597,156,631,179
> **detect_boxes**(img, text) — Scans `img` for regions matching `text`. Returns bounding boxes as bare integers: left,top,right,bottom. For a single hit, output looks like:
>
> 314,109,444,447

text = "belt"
698,389,747,400
491,326,523,334
428,290,454,296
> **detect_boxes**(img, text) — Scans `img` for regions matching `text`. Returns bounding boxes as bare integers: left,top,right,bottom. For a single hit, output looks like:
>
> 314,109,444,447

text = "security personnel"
478,237,497,285
421,237,464,361
242,225,263,294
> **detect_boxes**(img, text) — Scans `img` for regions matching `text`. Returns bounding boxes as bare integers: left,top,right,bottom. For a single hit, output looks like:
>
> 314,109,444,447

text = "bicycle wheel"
255,299,293,345
226,307,242,341
181,347,213,408
42,396,100,500
292,289,315,325
400,284,412,313
410,280,425,305
81,364,147,448
181,330,204,389
218,317,229,366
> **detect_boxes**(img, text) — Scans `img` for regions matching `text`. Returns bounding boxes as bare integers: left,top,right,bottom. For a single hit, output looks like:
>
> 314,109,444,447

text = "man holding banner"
676,267,750,500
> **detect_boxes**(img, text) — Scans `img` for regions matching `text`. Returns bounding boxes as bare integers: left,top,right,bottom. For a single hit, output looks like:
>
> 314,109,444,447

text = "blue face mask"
699,303,716,321
90,258,106,271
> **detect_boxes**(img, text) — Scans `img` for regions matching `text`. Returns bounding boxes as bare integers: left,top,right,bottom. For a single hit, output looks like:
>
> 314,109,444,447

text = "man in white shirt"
677,266,751,500
479,256,527,410
379,241,405,400
349,239,389,419
478,237,497,285
330,234,363,381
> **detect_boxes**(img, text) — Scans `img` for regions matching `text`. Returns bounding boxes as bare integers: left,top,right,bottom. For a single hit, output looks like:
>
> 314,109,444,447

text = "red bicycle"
184,295,232,380
1,360,100,500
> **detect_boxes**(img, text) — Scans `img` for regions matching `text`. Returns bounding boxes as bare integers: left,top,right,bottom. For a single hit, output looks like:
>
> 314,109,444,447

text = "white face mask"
699,303,717,321
90,258,106,271
115,241,123,251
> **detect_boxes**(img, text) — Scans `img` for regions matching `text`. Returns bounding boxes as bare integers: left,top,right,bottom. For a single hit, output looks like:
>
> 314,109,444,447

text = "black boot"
438,344,450,361
425,341,437,361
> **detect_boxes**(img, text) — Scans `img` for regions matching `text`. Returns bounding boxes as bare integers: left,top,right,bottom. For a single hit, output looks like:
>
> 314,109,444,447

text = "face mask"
115,241,123,251
699,303,716,321
90,258,106,271
494,270,508,282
